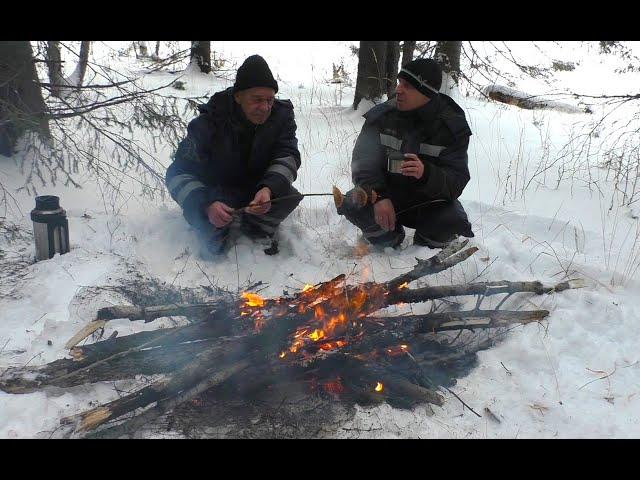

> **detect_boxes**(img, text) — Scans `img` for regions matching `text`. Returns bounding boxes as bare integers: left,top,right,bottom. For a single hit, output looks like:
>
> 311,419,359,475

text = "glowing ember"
302,284,314,293
318,340,347,351
323,378,344,394
279,351,286,359
289,336,305,353
241,292,265,307
398,282,409,289
386,344,410,357
294,329,309,338
375,382,384,392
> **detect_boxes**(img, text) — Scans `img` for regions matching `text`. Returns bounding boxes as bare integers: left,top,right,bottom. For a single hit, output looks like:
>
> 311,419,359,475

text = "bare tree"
0,40,214,209
353,41,401,110
190,41,211,74
0,41,50,157
45,41,64,98
68,41,91,88
435,41,462,94
137,41,149,58
384,41,400,99
44,41,92,98
401,41,416,66
153,41,161,60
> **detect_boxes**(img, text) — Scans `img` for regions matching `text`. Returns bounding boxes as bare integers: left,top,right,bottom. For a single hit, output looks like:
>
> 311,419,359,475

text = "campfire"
0,239,582,438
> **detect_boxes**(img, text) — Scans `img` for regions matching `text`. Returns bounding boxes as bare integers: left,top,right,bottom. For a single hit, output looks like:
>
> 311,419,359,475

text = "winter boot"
413,231,457,249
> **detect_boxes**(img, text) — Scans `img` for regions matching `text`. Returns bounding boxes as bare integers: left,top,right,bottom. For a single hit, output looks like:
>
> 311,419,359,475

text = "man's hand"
401,153,425,179
206,201,235,228
374,198,396,232
245,187,272,215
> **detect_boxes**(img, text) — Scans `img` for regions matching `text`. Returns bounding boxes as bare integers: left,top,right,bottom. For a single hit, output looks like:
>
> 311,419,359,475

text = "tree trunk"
45,41,64,98
401,41,416,66
138,41,149,58
190,41,211,74
385,41,400,99
353,41,394,110
434,41,462,94
154,41,161,60
65,41,91,89
0,41,50,157
75,41,90,86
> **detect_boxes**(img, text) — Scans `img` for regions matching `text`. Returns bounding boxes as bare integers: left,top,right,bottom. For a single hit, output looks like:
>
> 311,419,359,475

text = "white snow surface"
1,42,640,438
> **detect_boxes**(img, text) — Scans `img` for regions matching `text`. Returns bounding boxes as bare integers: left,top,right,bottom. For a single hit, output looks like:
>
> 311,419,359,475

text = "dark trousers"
339,188,473,248
184,185,302,253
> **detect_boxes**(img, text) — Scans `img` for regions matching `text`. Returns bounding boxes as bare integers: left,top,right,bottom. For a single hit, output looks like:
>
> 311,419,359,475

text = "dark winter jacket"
352,94,472,209
165,87,300,224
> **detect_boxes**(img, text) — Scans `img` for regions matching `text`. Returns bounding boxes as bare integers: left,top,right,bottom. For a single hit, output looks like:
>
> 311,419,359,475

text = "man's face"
234,87,276,125
395,78,430,111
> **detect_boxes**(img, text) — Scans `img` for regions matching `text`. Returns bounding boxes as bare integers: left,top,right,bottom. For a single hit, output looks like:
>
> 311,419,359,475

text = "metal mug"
387,151,406,174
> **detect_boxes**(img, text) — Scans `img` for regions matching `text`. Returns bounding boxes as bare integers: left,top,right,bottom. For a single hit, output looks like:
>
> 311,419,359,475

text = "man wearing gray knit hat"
337,57,474,249
166,54,302,257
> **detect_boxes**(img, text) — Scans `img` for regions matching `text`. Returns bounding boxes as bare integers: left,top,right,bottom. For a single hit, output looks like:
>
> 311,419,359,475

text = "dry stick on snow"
386,239,477,290
391,279,584,306
62,337,245,433
368,309,549,334
85,358,252,438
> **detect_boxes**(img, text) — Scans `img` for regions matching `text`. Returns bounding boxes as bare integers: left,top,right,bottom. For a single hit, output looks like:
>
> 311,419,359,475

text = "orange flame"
241,292,265,307
351,290,368,310
375,382,384,392
398,282,409,289
302,284,314,293
308,329,326,341
279,351,286,359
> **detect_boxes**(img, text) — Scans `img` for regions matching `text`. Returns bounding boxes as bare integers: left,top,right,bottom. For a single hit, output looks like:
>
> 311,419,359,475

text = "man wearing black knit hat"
337,58,474,249
166,54,302,256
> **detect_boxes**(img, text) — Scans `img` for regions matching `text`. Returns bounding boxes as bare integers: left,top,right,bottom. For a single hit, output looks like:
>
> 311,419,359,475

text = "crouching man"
338,58,474,249
166,54,302,256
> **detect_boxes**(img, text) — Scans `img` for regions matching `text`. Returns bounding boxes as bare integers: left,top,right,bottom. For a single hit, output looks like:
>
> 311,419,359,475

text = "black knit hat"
397,58,442,98
233,55,278,93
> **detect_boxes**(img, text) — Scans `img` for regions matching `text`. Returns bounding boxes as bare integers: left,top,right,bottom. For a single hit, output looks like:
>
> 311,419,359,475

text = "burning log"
0,239,584,438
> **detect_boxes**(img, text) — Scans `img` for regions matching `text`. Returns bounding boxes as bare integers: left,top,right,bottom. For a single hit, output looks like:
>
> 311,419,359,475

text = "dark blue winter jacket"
165,87,300,225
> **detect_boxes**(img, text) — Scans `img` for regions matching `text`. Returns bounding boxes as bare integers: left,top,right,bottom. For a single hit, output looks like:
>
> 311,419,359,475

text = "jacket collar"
398,94,441,123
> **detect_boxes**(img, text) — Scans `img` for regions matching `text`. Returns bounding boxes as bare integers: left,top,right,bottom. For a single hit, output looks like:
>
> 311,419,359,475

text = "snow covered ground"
1,41,639,438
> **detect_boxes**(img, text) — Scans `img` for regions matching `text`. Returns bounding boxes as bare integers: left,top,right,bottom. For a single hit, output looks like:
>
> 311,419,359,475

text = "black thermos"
30,195,70,261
